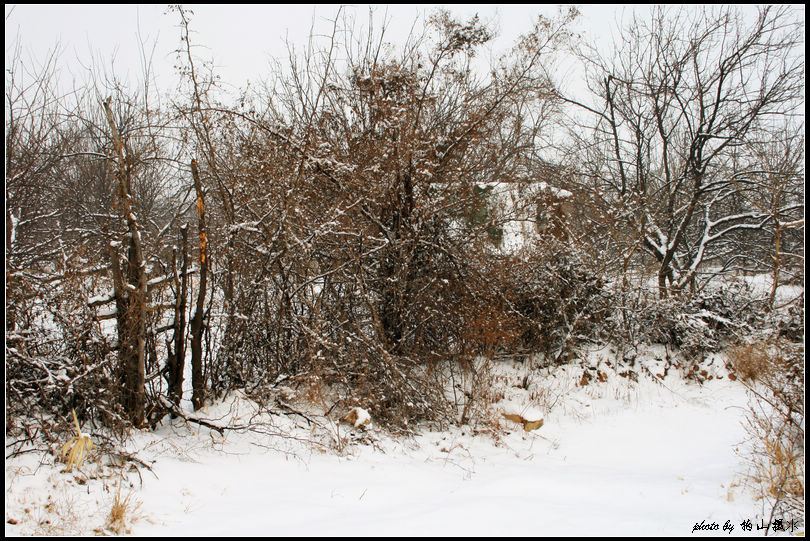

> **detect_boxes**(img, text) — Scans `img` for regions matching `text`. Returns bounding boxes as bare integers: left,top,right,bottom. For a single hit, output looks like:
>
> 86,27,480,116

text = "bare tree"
736,124,805,309
102,96,149,426
562,6,804,298
6,41,75,329
6,24,198,432
166,7,580,425
188,158,208,410
164,224,189,408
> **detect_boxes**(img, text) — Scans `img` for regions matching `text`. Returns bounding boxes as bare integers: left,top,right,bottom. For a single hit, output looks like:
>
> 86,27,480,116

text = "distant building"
478,175,574,253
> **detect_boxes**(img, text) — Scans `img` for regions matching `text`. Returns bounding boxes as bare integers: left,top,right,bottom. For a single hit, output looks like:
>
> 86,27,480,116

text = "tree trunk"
190,159,208,410
768,223,782,311
103,97,147,427
167,225,189,408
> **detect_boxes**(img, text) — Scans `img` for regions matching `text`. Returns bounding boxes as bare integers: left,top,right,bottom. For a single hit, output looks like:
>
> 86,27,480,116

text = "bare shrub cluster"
6,7,586,434
197,9,583,428
622,291,753,358
495,247,611,365
4,5,803,441
729,341,804,527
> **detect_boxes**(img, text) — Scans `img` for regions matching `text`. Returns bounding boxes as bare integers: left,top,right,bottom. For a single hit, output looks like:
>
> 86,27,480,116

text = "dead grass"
734,339,804,528
104,483,142,535
727,343,774,383
744,401,805,515
760,438,804,501
31,490,84,536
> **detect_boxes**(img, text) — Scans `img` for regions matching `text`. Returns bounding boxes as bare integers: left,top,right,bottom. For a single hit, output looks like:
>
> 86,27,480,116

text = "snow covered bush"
192,10,581,429
773,299,804,343
498,247,611,365
633,297,719,360
6,293,126,447
607,279,775,372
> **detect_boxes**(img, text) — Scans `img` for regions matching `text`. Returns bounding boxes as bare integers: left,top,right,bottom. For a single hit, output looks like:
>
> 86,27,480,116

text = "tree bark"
190,159,208,410
166,225,189,407
103,97,147,427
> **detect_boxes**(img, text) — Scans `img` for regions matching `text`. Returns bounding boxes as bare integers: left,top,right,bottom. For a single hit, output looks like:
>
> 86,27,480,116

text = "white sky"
5,4,630,96
5,3,789,111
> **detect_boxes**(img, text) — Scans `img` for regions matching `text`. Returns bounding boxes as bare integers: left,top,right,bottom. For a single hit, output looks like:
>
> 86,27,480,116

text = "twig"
157,396,226,435
274,399,318,427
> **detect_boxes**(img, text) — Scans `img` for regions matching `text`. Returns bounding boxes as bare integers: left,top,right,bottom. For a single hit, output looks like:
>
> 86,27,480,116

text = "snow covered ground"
7,356,798,537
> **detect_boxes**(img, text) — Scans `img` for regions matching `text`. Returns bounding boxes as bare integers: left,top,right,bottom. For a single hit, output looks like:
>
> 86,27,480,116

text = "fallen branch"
274,399,318,427
157,396,226,435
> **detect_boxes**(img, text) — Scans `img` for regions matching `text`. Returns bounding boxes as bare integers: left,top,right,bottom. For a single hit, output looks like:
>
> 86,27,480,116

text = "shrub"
731,340,804,527
6,298,128,448
499,248,611,365
609,281,770,366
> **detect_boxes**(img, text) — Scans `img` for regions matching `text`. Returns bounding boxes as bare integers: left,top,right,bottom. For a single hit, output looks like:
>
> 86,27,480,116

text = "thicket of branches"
5,6,804,438
560,6,804,302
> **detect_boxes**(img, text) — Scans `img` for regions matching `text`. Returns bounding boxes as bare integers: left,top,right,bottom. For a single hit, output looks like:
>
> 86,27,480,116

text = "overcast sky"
5,4,790,104
4,4,635,94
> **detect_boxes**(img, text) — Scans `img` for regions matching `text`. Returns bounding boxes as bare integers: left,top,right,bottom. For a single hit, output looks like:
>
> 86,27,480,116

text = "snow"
477,181,576,254
6,360,793,536
86,294,111,306
343,406,371,428
538,180,573,199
